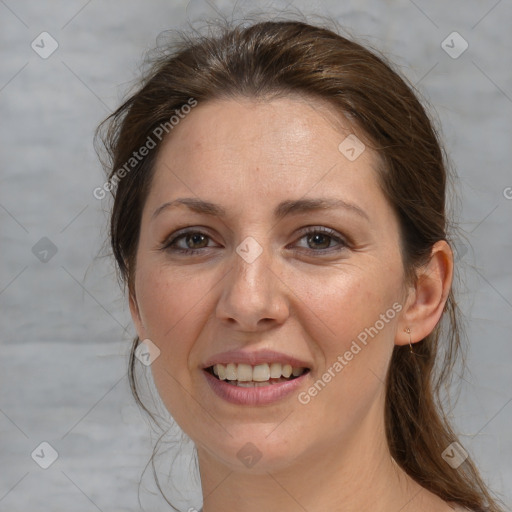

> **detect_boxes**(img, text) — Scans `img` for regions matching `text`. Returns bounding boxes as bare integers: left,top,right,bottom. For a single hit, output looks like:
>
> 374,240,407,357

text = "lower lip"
203,369,310,406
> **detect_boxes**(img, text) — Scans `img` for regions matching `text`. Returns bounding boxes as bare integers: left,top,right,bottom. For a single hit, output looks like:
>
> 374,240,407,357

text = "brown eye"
162,229,217,254
306,232,332,249
294,227,347,253
184,232,209,249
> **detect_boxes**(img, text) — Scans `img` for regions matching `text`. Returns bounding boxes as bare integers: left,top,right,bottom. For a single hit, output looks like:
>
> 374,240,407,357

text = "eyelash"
161,227,349,256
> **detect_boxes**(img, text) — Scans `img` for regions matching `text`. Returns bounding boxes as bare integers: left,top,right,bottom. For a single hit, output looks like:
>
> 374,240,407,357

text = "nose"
215,247,290,331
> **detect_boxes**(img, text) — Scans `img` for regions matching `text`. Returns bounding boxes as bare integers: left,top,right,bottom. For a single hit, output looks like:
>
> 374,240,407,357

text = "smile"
207,362,309,386
203,363,311,405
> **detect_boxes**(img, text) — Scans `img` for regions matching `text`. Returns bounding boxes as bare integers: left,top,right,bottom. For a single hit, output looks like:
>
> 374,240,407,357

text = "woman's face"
130,96,408,472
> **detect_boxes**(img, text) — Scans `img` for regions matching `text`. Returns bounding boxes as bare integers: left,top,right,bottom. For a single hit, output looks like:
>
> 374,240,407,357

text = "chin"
195,425,308,474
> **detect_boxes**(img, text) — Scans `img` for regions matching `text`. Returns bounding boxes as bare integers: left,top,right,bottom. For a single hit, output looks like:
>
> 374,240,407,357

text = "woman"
96,19,504,512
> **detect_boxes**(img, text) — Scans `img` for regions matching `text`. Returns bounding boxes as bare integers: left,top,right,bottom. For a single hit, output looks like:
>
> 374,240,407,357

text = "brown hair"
96,19,504,511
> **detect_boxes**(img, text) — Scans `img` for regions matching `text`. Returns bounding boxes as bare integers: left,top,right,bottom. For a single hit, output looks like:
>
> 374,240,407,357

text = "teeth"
236,381,268,387
252,363,270,382
225,363,237,380
236,381,273,387
269,362,282,378
237,363,253,381
217,364,226,380
292,367,302,377
211,362,306,382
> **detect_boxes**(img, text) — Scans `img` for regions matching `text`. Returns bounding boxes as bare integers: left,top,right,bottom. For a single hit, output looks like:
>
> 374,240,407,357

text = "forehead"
147,96,387,220
155,95,365,167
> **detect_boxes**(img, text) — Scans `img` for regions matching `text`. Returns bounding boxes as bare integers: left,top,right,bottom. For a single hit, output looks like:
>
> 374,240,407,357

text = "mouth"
205,362,310,387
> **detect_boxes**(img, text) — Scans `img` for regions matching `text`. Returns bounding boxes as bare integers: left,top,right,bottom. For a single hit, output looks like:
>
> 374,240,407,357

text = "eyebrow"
152,197,369,221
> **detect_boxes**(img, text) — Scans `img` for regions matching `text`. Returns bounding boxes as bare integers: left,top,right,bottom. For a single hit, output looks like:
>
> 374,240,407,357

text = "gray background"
1,0,511,511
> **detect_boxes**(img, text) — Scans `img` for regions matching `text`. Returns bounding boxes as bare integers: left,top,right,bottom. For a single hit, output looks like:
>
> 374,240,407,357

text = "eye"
162,229,217,254
293,227,348,252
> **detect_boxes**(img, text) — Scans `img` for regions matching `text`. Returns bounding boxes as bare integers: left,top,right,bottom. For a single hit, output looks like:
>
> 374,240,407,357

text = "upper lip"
202,349,312,369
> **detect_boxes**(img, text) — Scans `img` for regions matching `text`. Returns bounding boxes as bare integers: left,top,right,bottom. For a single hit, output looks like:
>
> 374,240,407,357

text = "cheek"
283,299,392,450
135,264,216,366
136,260,210,323
289,262,403,413
291,261,402,353
134,264,219,424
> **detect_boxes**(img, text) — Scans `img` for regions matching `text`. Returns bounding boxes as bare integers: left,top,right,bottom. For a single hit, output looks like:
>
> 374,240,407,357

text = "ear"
129,288,146,340
396,240,453,347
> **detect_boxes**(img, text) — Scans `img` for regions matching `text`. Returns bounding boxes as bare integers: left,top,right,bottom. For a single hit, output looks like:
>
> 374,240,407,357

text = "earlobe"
396,240,453,347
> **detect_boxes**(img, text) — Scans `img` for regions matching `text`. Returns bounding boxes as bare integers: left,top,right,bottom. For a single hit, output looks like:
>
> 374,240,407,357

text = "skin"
129,96,454,512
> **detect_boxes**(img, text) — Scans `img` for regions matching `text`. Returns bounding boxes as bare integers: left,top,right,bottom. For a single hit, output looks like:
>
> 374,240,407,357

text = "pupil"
308,233,330,249
187,233,207,248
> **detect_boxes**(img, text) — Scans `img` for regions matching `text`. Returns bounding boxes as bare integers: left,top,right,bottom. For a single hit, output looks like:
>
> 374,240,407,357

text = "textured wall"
1,1,511,510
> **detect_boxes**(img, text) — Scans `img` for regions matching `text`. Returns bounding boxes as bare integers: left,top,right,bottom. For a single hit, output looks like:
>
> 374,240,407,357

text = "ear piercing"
405,327,413,353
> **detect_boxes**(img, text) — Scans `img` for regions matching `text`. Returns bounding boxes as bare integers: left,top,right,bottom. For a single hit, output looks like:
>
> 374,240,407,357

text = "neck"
196,398,435,512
